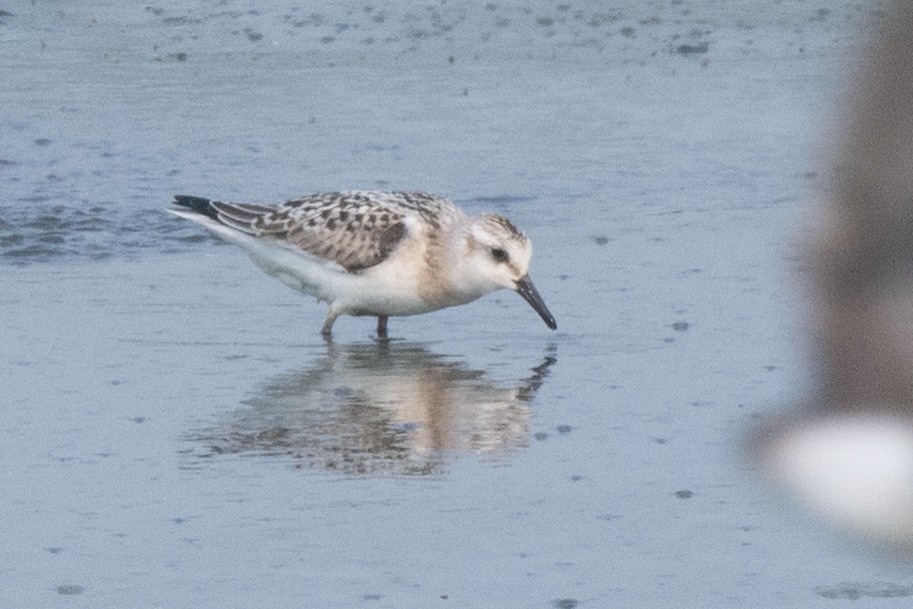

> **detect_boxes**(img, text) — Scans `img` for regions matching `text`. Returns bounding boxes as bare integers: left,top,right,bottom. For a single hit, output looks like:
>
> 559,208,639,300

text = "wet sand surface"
3,1,911,607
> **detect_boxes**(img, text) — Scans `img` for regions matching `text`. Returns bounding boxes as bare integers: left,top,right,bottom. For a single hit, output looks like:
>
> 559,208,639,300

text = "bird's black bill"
515,274,557,330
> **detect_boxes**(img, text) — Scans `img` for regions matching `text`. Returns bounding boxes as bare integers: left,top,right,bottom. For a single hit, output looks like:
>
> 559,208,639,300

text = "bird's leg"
376,315,389,339
321,311,338,339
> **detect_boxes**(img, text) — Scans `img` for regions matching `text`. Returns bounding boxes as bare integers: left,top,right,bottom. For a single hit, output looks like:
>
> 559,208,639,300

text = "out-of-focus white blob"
764,414,913,549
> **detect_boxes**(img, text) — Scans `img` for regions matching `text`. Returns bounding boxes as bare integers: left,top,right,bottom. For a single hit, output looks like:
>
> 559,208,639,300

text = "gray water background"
3,1,910,607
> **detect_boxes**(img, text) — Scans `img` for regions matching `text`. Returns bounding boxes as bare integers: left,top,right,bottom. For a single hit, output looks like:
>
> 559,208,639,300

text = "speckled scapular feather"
169,191,556,338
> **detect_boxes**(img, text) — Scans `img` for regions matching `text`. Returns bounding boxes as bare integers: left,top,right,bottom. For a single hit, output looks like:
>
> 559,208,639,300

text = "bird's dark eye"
490,247,509,263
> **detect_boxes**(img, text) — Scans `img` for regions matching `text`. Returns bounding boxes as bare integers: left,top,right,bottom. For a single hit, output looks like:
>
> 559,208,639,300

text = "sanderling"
169,191,557,338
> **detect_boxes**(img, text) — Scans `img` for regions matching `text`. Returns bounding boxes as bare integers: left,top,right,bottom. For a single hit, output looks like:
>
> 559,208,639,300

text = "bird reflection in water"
187,341,556,475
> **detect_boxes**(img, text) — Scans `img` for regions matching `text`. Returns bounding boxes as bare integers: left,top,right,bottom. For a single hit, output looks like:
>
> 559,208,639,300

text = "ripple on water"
0,203,220,264
816,583,913,600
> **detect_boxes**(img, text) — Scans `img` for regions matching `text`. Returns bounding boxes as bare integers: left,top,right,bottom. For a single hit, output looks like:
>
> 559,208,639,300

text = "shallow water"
3,1,910,607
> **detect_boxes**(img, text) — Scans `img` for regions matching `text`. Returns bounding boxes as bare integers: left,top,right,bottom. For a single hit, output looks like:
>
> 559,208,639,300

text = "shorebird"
169,191,557,338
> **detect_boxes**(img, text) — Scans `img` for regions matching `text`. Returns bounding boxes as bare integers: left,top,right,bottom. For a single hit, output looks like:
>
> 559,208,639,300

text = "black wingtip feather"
173,195,219,220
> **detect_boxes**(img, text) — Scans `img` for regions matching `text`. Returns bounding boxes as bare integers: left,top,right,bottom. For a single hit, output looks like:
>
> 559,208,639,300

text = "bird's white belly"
244,240,453,316
244,241,343,301
336,261,439,317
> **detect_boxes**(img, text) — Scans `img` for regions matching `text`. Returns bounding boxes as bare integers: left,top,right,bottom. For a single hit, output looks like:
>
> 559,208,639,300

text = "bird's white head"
451,214,557,329
465,214,532,288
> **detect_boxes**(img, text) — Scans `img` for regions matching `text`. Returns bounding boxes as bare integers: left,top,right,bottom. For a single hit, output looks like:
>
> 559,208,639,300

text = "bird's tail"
172,195,219,220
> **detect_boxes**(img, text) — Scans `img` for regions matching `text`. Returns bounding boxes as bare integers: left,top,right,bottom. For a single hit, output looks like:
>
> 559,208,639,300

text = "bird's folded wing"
211,193,409,272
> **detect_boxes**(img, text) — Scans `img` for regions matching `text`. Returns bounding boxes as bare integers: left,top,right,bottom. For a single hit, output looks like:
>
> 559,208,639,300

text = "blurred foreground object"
757,0,913,552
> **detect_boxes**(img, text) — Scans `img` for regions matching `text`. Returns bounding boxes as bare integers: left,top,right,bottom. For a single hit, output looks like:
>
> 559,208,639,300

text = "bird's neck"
439,225,492,303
